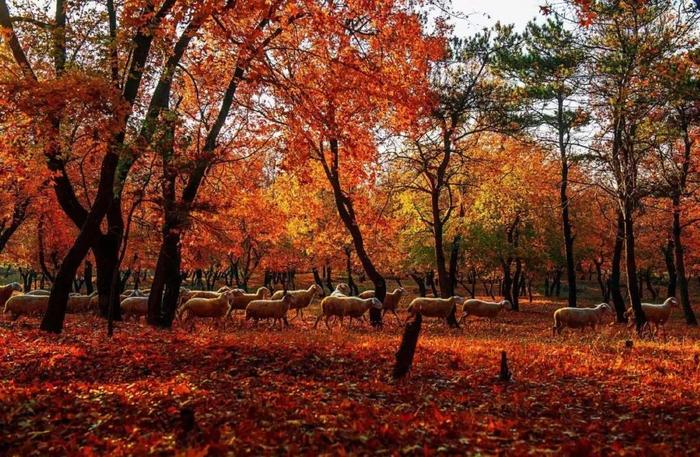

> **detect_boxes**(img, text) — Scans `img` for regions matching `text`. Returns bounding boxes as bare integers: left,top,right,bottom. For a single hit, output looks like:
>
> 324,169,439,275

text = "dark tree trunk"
553,268,562,297
560,156,577,307
41,216,101,332
593,257,608,302
447,235,461,296
0,197,30,254
41,149,121,333
94,241,121,320
610,212,627,323
324,264,333,293
410,273,427,297
344,247,358,296
672,196,698,325
426,270,438,297
312,267,325,296
622,203,646,331
501,259,513,307
663,239,677,298
511,258,522,311
84,261,94,295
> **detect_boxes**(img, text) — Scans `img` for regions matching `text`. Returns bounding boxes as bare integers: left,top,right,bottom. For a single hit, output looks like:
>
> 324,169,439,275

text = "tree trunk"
672,196,697,325
622,203,646,331
94,242,121,320
84,261,93,295
511,258,522,311
560,156,577,307
663,238,677,298
410,273,427,297
593,257,608,301
501,259,513,307
312,267,325,296
40,216,100,332
447,235,461,297
609,212,627,323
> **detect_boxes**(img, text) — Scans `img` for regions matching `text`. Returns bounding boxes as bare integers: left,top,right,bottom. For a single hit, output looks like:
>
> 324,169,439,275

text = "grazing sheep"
120,296,150,321
406,296,464,324
3,294,49,320
330,283,351,297
459,299,510,324
227,287,270,318
313,296,382,328
0,282,22,309
178,289,234,308
358,287,406,324
25,289,51,296
270,284,323,319
67,292,98,314
626,297,678,335
553,303,611,335
178,290,236,328
245,295,293,328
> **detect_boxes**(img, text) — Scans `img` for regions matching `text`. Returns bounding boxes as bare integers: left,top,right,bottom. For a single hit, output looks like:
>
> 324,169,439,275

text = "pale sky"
451,0,545,35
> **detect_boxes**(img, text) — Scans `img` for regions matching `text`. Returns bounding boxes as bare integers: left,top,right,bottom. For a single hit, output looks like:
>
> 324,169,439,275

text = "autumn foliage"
2,0,700,454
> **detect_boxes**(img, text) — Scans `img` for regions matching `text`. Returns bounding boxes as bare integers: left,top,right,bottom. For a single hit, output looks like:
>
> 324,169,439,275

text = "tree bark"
511,258,522,311
608,212,627,323
622,203,646,331
672,196,697,325
559,132,577,307
662,238,677,299
322,138,385,326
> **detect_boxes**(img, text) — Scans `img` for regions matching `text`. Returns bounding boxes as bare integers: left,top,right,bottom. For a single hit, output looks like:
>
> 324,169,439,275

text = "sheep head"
665,297,678,307
10,282,22,292
257,287,271,298
598,303,612,313
312,284,324,296
335,283,351,295
453,296,465,306
501,300,512,310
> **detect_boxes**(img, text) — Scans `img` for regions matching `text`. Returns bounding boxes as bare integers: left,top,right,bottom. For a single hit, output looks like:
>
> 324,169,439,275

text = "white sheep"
178,290,236,328
270,284,323,320
121,296,150,321
358,287,406,324
228,287,270,318
245,295,293,328
25,289,51,296
406,296,464,324
553,303,611,335
313,295,382,328
626,297,678,336
459,299,510,324
3,294,49,320
0,282,22,309
67,292,98,314
329,283,351,297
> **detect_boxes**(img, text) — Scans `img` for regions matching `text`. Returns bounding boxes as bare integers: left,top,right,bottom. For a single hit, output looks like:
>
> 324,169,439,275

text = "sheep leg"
458,312,467,325
392,310,402,326
325,315,332,329
313,314,323,329
283,316,289,328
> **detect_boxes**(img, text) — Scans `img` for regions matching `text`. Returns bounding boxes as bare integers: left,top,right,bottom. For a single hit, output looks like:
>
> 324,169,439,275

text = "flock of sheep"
0,280,681,335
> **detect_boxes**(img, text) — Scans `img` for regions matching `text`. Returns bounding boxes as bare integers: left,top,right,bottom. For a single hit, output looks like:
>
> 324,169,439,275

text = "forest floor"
1,290,700,456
